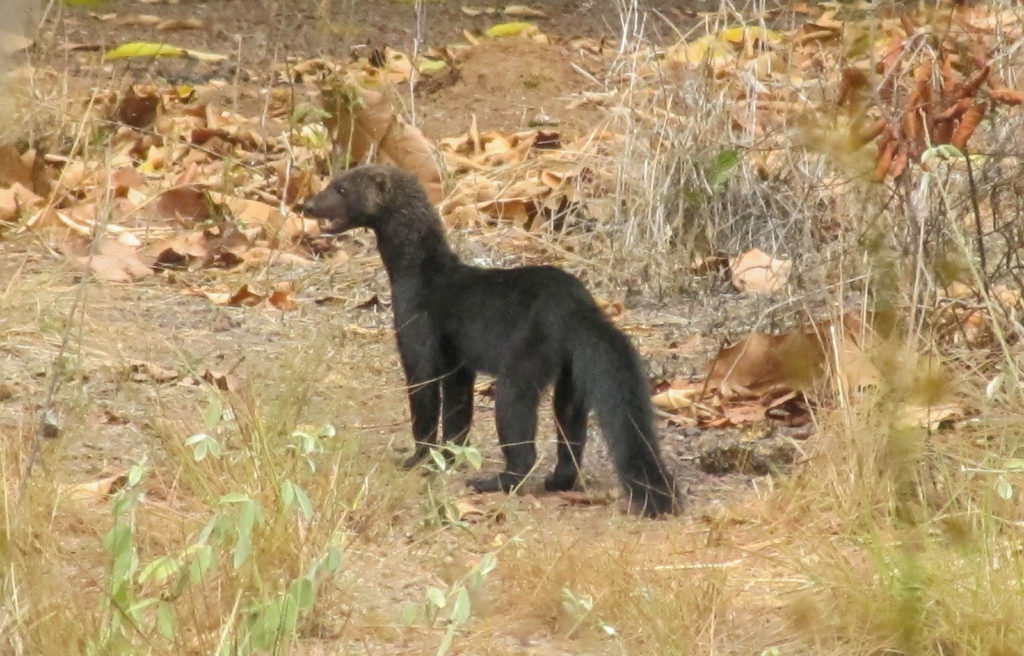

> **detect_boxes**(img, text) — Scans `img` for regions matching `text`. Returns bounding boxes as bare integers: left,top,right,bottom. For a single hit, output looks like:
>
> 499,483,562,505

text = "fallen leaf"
129,359,180,383
706,331,825,399
64,472,130,503
267,289,298,311
503,5,547,18
729,248,792,294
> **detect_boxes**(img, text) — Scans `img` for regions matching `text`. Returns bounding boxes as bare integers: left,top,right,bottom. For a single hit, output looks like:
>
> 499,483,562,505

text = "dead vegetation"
3,0,1024,654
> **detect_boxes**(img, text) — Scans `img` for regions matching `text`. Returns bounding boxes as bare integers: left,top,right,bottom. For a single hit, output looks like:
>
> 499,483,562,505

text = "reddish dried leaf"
936,97,972,121
226,284,264,307
940,54,961,97
267,289,298,311
705,331,826,398
117,85,162,128
889,143,909,178
957,65,990,100
837,67,870,107
854,119,888,148
951,101,987,149
873,138,897,181
156,186,210,224
989,87,1024,105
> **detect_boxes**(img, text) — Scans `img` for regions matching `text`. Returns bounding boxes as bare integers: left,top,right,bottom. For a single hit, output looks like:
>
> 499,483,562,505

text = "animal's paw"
543,471,579,492
467,472,524,493
402,445,432,470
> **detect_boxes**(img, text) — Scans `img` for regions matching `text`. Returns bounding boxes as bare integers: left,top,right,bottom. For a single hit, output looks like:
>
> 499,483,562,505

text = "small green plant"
402,552,497,656
418,444,482,528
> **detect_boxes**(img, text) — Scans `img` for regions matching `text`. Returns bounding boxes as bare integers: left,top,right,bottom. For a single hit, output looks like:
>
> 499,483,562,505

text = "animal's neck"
372,208,459,283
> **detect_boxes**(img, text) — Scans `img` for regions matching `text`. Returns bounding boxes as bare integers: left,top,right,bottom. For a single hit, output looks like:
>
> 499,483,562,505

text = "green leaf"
401,601,419,626
464,447,482,470
322,546,342,572
416,58,448,73
996,478,1014,501
280,595,300,635
426,586,447,609
233,501,256,569
203,397,223,431
292,484,314,521
291,577,315,609
280,480,296,507
220,492,250,504
478,552,497,576
450,587,471,625
138,555,181,584
156,601,176,639
706,149,740,189
1003,458,1024,472
189,544,214,583
430,448,447,470
103,41,227,62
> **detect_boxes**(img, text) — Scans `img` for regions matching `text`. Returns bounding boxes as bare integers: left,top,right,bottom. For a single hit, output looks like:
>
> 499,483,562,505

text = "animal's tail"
570,311,677,517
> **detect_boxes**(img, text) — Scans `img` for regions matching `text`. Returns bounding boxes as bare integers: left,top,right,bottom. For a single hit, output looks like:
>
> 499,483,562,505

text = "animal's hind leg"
545,368,587,492
467,344,554,493
467,377,540,492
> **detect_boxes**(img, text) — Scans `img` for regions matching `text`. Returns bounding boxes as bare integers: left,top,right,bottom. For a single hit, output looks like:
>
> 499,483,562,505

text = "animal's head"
299,165,394,235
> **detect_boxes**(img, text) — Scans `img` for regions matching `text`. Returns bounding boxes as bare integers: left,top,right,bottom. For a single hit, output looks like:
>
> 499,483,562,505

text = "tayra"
301,165,676,517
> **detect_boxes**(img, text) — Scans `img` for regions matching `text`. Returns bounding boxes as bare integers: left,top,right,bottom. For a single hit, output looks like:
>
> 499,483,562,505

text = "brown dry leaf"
504,5,547,18
143,231,211,269
0,144,32,187
267,289,298,311
721,403,767,425
691,254,729,275
156,18,204,31
117,85,162,128
0,182,43,223
61,237,153,282
652,381,704,411
475,198,532,226
155,185,211,224
555,490,608,508
454,498,488,520
593,296,624,319
320,81,442,202
129,359,180,383
226,284,265,307
729,248,791,294
202,368,242,392
896,403,964,430
64,472,130,503
706,331,826,399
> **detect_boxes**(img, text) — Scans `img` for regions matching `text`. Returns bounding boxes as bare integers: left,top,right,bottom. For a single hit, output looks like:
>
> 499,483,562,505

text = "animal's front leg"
403,378,441,469
441,366,475,448
396,319,442,469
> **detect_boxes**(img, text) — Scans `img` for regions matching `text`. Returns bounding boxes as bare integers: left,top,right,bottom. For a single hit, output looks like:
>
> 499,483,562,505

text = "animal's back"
426,265,599,374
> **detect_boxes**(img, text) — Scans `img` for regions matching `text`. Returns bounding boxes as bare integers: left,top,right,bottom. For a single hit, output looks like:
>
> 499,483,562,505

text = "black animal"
301,165,676,517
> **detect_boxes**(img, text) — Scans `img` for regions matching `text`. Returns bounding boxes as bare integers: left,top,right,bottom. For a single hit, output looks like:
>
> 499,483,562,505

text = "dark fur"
301,165,676,517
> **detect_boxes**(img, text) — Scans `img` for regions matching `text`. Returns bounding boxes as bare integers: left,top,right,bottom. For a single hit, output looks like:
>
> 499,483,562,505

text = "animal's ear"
366,167,391,195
